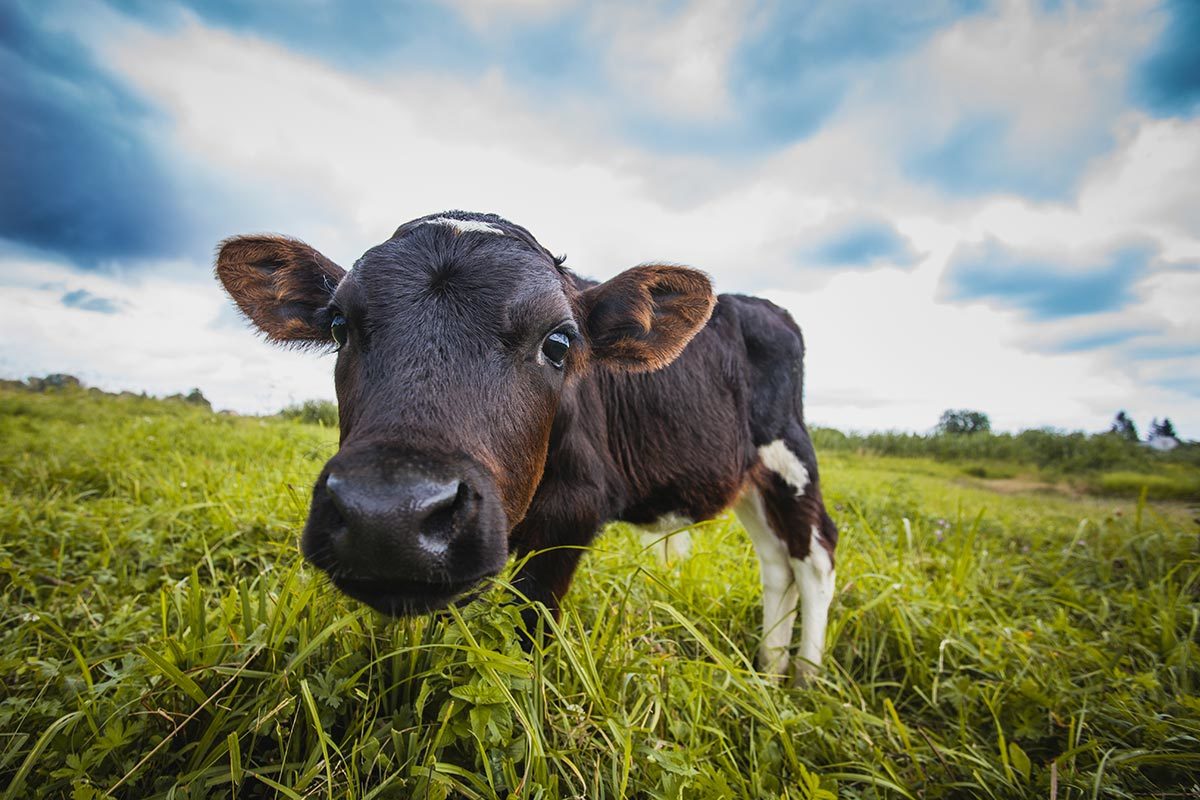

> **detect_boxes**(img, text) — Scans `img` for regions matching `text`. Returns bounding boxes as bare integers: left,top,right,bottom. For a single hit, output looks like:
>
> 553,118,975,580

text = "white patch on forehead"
758,439,810,497
421,217,506,236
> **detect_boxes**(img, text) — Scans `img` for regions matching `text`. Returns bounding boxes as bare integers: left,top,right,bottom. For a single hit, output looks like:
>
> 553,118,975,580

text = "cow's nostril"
418,481,470,554
324,473,349,515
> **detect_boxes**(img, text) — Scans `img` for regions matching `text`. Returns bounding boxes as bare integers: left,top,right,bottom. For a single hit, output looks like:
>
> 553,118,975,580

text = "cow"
216,211,837,679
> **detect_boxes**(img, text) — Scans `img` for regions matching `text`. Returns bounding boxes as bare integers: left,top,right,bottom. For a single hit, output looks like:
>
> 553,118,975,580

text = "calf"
216,211,837,678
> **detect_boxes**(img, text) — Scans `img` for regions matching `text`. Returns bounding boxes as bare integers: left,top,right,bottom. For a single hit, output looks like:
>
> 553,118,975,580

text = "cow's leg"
508,526,596,646
511,546,582,613
748,435,838,680
635,513,694,564
793,517,835,678
734,489,798,678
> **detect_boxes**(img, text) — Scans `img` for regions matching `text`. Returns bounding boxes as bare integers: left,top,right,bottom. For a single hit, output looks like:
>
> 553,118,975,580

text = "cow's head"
216,212,713,615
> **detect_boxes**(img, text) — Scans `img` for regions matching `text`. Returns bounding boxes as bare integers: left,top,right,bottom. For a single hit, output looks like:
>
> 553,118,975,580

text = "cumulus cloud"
800,215,921,269
893,0,1158,200
941,239,1156,320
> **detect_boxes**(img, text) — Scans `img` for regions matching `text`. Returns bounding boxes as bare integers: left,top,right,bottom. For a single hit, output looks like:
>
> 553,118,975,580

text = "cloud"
801,216,919,269
109,0,479,71
1047,327,1157,353
0,256,334,413
61,288,121,314
730,0,985,145
942,239,1155,320
891,0,1157,200
0,3,189,264
1133,0,1200,116
108,0,990,156
905,114,1079,200
591,1,748,123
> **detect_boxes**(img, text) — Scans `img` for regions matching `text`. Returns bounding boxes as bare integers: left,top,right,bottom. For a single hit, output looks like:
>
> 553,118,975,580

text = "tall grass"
1,386,1198,797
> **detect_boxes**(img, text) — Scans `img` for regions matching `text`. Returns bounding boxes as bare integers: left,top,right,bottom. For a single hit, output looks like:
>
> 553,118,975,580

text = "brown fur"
215,236,346,346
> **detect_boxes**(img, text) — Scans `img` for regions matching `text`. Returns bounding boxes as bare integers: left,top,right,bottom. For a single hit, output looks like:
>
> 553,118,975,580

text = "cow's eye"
541,331,571,368
331,314,348,348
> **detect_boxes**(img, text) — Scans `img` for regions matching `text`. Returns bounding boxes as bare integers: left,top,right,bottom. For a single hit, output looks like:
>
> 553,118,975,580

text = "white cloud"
0,257,335,413
589,0,751,122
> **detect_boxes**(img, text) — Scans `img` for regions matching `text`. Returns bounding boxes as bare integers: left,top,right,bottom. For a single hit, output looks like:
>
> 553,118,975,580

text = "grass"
1,386,1198,798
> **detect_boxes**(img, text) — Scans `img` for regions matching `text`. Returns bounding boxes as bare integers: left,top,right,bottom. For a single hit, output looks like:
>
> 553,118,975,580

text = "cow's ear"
215,235,346,346
579,264,715,372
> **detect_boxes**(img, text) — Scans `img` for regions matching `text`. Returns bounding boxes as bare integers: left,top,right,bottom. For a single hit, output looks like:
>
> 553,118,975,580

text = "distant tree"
1110,410,1139,442
184,388,211,408
937,409,991,435
1150,417,1178,439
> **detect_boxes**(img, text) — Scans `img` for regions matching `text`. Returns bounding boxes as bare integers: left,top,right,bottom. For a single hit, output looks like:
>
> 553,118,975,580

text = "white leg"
792,525,835,679
663,528,692,561
734,490,797,678
636,514,693,564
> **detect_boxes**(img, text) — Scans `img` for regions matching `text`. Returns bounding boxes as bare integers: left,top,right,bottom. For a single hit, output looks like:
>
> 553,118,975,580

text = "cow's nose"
323,470,477,573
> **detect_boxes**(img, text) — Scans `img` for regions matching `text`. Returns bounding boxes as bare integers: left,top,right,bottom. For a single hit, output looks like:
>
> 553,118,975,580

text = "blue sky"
1,0,1198,436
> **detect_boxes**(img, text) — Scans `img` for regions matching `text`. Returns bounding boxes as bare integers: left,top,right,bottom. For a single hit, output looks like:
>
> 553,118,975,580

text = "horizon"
6,373,1187,442
1,1,1198,436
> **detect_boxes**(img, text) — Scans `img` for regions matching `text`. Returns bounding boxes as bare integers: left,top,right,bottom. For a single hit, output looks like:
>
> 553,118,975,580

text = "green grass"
1,386,1198,798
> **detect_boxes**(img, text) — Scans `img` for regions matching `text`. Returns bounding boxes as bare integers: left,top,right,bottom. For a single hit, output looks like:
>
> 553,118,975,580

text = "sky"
1,0,1198,437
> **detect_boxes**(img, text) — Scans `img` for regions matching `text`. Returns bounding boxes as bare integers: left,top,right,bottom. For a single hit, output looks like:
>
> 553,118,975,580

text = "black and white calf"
216,211,838,678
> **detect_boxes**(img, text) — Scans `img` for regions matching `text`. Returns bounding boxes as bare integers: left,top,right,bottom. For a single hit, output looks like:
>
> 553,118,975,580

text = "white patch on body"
758,439,810,496
634,513,693,562
422,217,506,236
734,489,797,678
792,525,835,678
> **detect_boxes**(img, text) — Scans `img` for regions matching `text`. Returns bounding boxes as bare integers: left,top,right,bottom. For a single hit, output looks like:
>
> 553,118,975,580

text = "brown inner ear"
582,264,715,372
216,235,345,346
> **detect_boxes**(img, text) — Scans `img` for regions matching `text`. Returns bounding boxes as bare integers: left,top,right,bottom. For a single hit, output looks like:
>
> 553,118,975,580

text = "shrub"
280,399,339,427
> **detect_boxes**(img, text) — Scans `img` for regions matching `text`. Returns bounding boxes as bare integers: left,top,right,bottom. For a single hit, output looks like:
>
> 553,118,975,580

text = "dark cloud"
0,3,189,265
1133,0,1200,116
943,240,1154,320
802,217,919,269
61,288,121,314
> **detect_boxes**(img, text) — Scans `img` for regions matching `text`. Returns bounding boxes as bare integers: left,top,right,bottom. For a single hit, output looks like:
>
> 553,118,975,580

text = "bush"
280,399,338,427
810,426,1198,478
1092,470,1200,501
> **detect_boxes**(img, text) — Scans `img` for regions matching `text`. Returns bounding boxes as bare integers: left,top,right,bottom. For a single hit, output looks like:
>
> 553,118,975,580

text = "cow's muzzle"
301,445,508,615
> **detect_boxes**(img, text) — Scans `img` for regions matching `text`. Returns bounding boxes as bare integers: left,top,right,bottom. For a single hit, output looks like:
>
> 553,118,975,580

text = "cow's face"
216,213,713,615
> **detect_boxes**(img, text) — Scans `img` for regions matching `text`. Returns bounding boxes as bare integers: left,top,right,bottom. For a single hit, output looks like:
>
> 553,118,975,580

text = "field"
1,386,1198,799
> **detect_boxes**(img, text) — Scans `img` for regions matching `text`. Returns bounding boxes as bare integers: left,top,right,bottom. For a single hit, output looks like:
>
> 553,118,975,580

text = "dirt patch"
969,477,1080,497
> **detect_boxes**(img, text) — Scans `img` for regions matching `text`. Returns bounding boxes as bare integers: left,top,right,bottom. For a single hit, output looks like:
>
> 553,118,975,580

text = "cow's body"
512,290,837,675
216,211,836,678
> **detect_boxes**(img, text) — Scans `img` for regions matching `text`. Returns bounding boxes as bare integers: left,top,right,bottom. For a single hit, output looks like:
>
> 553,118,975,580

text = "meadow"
1,385,1198,799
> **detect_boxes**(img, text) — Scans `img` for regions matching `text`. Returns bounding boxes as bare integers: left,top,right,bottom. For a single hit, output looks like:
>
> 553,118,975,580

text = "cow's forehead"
337,218,566,318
